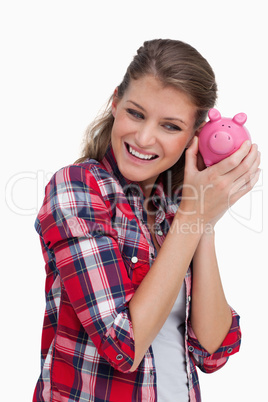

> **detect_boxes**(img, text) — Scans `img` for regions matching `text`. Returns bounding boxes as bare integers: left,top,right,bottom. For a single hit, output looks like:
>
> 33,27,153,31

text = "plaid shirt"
33,144,241,402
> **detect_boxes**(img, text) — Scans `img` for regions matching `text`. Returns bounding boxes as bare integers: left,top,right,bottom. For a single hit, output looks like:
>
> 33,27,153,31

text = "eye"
126,108,144,120
162,123,182,132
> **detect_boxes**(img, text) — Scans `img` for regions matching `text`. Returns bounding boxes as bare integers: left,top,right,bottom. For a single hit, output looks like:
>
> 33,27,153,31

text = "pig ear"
233,113,247,126
208,108,221,122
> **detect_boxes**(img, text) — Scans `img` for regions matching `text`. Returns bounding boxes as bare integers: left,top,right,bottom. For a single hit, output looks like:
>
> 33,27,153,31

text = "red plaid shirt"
33,144,241,402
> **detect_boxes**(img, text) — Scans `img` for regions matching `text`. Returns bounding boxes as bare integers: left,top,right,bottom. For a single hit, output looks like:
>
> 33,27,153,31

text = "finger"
230,152,260,194
228,168,261,205
184,136,199,173
242,168,261,191
213,140,252,176
229,145,260,183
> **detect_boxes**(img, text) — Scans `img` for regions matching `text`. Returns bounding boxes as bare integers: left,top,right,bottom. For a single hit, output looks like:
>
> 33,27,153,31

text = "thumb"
185,136,199,170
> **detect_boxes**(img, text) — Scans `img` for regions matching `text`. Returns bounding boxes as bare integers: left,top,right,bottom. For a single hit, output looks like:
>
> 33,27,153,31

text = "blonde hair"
76,39,217,192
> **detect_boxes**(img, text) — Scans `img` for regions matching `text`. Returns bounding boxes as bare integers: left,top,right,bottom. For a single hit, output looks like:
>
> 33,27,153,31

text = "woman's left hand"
179,136,261,228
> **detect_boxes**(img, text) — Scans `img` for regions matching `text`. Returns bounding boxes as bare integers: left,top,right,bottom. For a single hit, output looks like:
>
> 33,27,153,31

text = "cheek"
111,116,129,140
111,123,122,146
165,137,188,158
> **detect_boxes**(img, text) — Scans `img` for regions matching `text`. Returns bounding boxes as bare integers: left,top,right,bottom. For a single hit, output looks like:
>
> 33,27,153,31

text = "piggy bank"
198,108,251,166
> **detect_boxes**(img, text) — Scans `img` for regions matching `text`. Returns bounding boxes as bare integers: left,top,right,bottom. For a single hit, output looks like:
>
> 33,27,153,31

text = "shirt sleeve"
37,164,136,373
186,307,241,373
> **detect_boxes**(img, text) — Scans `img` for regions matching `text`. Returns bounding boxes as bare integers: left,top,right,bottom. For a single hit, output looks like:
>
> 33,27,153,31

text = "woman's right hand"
178,136,261,228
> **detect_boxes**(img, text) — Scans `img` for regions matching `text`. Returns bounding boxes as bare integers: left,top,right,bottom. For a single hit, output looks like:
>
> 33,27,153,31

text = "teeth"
129,146,156,160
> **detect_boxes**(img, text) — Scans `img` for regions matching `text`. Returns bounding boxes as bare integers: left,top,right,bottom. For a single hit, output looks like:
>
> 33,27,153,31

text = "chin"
122,170,144,182
119,167,147,183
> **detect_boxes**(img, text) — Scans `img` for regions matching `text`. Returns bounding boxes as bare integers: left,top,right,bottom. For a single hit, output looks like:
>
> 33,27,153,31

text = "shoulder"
45,159,125,213
48,159,116,191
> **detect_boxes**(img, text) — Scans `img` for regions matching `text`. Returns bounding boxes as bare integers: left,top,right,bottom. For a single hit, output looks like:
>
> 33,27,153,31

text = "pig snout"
208,131,234,155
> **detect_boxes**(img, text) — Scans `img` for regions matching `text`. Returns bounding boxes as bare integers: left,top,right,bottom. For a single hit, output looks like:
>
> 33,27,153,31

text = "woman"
33,39,260,401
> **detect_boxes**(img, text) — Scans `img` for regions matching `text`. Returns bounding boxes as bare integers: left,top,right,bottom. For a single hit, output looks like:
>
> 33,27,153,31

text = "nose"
134,122,157,148
209,131,234,155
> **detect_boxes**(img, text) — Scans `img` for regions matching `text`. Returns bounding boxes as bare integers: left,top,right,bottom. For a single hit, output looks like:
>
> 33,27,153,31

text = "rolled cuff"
187,307,241,373
99,307,135,373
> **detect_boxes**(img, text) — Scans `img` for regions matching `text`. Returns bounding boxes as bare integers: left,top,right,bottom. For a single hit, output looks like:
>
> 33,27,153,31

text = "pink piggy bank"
198,108,251,166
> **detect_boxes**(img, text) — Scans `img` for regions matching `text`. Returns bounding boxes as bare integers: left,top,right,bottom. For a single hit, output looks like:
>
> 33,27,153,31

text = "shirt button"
227,348,233,354
116,354,123,360
157,230,163,236
188,346,194,352
150,253,155,259
131,256,138,264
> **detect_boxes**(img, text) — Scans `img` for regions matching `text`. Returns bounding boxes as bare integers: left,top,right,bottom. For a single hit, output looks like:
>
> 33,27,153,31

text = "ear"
111,87,119,117
233,112,247,126
208,108,221,122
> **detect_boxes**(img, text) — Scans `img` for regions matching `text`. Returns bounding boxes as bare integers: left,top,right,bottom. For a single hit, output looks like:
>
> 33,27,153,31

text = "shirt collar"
152,179,179,216
101,143,142,196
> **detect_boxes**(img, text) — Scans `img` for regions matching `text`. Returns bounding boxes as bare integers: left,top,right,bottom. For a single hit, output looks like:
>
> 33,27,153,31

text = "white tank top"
151,281,189,401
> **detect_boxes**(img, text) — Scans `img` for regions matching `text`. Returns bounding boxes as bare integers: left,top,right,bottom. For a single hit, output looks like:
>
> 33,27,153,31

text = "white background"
1,1,267,401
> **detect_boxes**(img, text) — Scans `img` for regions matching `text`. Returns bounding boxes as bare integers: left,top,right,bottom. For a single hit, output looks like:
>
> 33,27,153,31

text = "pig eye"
228,125,231,128
222,124,225,127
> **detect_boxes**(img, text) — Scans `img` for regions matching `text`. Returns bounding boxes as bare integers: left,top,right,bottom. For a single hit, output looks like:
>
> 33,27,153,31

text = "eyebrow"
126,100,187,126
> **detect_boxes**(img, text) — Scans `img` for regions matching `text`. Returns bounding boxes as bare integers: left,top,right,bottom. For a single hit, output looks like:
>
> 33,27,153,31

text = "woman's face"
111,75,198,197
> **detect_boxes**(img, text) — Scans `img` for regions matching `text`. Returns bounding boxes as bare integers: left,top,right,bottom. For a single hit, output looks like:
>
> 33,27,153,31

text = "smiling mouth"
125,143,159,161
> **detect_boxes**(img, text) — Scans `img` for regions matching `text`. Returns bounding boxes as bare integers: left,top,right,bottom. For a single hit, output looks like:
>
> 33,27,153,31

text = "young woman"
33,39,260,401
